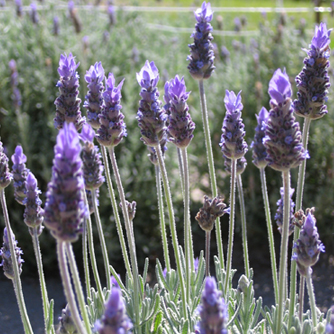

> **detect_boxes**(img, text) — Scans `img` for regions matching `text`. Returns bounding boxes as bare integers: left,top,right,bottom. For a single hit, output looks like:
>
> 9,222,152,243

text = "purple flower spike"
164,75,195,149
95,285,132,334
54,53,85,131
219,90,248,160
23,172,44,235
268,69,292,105
264,69,308,171
81,123,105,190
0,228,24,280
30,3,39,25
195,276,228,334
0,142,12,190
292,209,325,277
136,60,159,90
84,62,105,128
11,145,29,205
251,107,269,169
275,187,295,236
188,2,215,79
136,61,167,147
195,1,213,23
57,304,78,334
326,306,334,334
44,122,86,242
96,73,127,147
312,23,332,51
294,23,331,119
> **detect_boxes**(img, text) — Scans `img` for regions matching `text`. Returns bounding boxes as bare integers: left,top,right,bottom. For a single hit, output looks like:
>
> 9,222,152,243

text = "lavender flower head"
275,187,295,236
219,90,248,160
251,107,269,169
294,23,332,120
30,3,39,24
188,2,215,80
0,141,12,190
44,122,86,242
136,61,167,147
195,276,228,334
263,69,308,171
84,62,105,129
164,75,195,149
57,304,78,334
80,123,105,190
325,306,334,334
195,195,227,232
97,73,127,147
9,59,21,109
53,16,60,36
95,285,132,334
0,228,24,280
292,210,325,276
54,53,85,131
11,145,29,205
23,172,44,235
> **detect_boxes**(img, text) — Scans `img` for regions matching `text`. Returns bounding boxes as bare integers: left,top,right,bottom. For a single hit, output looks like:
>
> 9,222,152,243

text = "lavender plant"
1,2,334,334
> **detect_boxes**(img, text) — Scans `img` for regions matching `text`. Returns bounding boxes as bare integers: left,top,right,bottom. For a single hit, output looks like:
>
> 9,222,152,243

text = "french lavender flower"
263,69,308,171
164,75,195,149
53,16,60,36
0,228,24,280
57,304,78,334
97,73,127,147
219,90,248,161
30,3,39,24
44,122,86,243
251,107,269,169
80,123,105,190
23,172,44,236
94,285,132,334
11,145,29,205
292,209,325,277
195,196,227,232
187,1,215,80
108,5,116,26
275,187,295,236
195,276,228,334
54,53,85,131
294,23,332,119
0,141,12,190
136,61,167,147
325,306,334,334
84,62,105,129
224,157,247,175
15,0,22,17
9,59,21,110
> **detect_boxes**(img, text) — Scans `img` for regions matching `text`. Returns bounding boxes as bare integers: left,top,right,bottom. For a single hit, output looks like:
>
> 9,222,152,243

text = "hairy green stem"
224,159,237,298
156,145,187,318
237,174,250,278
57,241,87,334
92,189,111,290
65,243,92,333
31,227,54,334
0,189,34,334
181,148,191,302
82,218,91,300
306,269,318,329
100,145,132,280
205,231,211,277
260,167,278,304
155,165,171,272
276,171,291,334
108,147,141,334
298,276,305,322
84,192,104,303
289,117,312,327
198,79,224,270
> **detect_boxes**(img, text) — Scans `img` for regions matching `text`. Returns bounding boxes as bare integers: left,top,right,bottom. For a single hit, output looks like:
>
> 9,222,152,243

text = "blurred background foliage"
0,0,333,281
